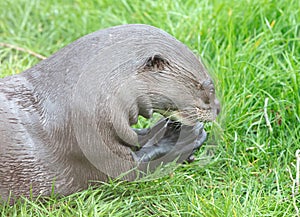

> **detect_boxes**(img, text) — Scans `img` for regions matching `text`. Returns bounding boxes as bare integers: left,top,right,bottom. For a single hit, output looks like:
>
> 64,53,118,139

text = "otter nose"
214,99,221,115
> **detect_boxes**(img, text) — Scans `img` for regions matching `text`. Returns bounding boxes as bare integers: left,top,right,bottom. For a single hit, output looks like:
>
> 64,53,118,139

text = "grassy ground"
0,0,299,216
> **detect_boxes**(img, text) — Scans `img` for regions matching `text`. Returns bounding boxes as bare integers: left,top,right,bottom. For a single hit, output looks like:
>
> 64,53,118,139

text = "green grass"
1,0,299,216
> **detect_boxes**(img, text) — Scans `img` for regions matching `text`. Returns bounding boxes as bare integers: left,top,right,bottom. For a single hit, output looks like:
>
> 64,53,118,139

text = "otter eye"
203,94,210,104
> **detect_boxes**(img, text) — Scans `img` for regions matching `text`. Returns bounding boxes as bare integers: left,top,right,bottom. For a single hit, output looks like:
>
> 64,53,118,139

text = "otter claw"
186,154,195,163
133,118,207,163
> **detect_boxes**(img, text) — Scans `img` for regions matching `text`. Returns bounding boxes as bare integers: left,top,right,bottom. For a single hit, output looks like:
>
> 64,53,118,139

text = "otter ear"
144,54,169,71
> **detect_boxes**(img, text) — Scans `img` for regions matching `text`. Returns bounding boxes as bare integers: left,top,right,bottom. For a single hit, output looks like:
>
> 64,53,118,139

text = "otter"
0,24,220,203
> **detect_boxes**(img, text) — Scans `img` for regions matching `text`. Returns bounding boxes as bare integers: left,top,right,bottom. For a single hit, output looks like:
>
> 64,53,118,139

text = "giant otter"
0,24,220,203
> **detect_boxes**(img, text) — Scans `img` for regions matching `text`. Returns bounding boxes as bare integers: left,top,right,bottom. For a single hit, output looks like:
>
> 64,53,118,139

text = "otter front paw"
132,118,207,163
186,127,207,163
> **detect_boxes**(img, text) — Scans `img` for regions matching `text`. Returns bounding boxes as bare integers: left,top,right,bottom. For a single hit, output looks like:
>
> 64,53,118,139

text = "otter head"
138,54,220,126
